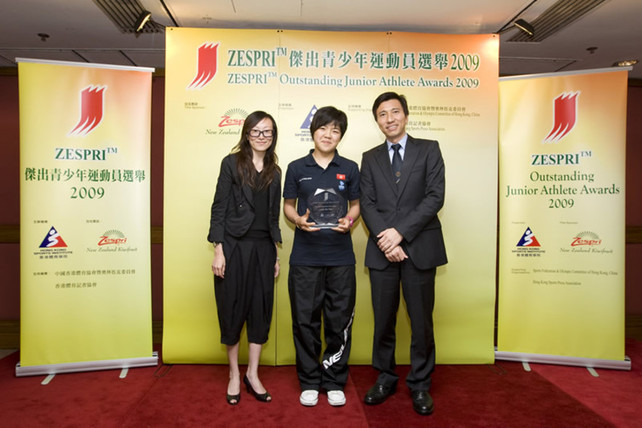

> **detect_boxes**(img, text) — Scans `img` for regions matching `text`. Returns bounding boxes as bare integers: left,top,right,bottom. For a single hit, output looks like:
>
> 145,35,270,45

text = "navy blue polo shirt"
283,150,360,266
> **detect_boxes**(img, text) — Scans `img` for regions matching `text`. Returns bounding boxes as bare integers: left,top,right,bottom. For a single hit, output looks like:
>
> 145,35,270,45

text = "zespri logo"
571,231,602,247
219,108,247,128
187,42,219,90
98,230,127,246
561,231,613,255
544,92,579,143
206,108,247,136
88,229,137,254
69,85,106,136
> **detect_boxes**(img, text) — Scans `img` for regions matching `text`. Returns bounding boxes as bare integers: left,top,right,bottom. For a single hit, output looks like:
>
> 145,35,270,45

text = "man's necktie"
391,144,402,184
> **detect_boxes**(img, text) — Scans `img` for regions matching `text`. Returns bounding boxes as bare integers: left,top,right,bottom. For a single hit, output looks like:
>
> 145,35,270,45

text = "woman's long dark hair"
231,111,280,190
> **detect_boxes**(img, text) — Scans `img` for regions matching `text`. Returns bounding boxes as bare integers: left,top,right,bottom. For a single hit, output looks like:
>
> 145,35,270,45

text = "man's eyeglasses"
248,129,274,138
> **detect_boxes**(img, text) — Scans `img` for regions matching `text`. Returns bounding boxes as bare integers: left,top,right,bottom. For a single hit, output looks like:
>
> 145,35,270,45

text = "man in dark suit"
360,92,447,416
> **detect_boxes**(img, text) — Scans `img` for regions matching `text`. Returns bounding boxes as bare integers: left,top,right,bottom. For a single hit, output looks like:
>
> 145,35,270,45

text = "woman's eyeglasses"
248,129,274,138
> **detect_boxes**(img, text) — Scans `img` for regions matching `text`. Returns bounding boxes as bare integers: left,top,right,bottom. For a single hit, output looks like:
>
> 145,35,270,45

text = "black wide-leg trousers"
214,238,276,345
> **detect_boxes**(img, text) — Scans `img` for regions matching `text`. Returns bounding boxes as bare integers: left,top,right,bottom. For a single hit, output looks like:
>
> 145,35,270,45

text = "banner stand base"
495,349,631,371
15,351,159,377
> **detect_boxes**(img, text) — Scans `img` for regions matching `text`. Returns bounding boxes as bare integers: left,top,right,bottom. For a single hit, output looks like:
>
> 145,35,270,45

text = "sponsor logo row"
513,227,612,257
34,226,136,258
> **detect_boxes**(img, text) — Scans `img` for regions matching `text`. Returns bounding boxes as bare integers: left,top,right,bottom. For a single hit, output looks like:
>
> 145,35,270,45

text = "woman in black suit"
207,111,282,405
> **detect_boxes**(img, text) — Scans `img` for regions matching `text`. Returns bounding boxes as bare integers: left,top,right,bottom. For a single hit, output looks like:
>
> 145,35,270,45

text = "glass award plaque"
307,188,345,229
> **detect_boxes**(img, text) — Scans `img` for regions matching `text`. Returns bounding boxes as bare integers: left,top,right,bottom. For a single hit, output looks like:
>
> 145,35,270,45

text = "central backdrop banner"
163,28,498,364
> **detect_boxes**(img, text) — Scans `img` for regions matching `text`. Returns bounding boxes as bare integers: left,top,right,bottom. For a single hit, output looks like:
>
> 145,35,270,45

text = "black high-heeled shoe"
226,378,241,405
226,392,240,405
243,375,271,402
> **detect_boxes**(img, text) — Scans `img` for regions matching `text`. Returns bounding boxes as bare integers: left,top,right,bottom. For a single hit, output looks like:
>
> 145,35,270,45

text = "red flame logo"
69,86,106,136
187,42,219,90
544,92,579,142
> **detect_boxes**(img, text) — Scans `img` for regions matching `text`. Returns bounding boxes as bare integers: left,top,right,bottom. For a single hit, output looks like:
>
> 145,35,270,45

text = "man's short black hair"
372,92,409,119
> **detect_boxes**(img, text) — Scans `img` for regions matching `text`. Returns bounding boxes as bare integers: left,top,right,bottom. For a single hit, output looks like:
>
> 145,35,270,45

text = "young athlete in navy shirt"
283,106,360,407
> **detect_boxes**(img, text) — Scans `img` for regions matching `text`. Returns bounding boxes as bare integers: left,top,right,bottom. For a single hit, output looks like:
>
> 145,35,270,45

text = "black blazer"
208,153,282,246
360,135,447,270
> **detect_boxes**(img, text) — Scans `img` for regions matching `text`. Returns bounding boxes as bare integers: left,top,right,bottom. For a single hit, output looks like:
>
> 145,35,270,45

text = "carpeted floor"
0,340,639,427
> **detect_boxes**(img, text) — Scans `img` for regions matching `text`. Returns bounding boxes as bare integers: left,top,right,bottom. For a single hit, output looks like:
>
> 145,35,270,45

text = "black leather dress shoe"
364,383,396,405
411,390,434,415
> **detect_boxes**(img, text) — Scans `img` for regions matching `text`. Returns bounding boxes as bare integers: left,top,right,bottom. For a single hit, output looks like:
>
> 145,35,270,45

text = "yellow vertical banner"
18,59,156,375
497,69,628,367
164,28,498,365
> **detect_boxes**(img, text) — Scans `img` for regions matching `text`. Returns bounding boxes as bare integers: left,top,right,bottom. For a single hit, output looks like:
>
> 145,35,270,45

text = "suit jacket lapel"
373,142,399,195
396,136,418,195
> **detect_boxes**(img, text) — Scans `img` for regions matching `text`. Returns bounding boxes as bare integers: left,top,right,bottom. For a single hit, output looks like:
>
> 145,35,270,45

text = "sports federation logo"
300,106,318,130
39,226,68,248
544,92,579,143
512,227,545,257
293,106,317,142
187,42,219,90
69,85,106,136
517,227,540,247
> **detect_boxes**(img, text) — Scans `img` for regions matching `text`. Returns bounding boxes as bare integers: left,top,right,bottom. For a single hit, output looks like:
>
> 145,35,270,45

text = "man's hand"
385,246,408,263
377,228,403,253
